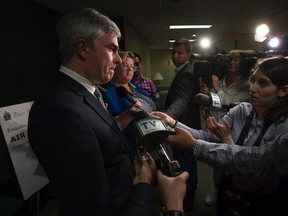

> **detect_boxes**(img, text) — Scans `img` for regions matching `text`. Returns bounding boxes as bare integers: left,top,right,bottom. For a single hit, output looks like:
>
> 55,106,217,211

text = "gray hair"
56,7,121,64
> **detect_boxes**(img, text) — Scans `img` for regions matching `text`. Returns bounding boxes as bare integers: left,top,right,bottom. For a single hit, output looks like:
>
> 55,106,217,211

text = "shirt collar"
59,65,95,95
251,114,265,128
175,61,189,73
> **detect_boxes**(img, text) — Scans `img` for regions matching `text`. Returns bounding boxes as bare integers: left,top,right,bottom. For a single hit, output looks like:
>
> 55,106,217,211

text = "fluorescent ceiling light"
169,25,212,29
169,39,196,42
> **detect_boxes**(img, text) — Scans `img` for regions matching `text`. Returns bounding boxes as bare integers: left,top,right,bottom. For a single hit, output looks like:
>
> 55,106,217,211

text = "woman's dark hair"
133,52,143,72
258,57,288,124
240,57,257,78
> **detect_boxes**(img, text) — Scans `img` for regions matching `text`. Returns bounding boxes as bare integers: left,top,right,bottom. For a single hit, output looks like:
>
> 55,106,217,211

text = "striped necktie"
94,86,105,108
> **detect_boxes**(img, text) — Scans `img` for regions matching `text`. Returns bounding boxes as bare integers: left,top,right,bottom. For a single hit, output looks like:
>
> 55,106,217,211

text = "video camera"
192,53,230,88
192,51,261,88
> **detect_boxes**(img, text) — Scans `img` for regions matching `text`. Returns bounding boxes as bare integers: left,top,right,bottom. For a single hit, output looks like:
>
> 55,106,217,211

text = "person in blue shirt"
102,51,157,156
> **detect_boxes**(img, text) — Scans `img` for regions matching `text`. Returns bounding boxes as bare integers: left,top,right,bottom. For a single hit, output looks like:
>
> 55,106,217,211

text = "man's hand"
167,127,196,152
200,83,210,94
211,75,220,93
151,111,176,128
156,170,189,211
133,153,156,185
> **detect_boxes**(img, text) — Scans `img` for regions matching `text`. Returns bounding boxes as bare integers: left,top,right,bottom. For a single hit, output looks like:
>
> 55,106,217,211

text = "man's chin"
103,72,114,82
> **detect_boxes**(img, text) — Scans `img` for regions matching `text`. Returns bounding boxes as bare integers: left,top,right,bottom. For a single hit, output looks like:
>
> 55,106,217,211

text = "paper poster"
0,101,49,200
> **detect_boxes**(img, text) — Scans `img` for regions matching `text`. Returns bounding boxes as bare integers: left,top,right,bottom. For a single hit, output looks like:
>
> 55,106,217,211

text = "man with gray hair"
28,8,188,216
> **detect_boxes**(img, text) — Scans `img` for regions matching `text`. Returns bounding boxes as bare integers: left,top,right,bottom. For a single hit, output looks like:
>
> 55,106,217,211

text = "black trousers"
218,174,288,216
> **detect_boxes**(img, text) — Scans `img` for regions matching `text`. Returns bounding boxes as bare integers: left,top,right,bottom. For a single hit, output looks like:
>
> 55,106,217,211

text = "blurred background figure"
132,52,159,108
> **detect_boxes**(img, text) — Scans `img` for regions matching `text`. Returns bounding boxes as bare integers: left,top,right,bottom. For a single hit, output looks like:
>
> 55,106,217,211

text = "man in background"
165,38,201,213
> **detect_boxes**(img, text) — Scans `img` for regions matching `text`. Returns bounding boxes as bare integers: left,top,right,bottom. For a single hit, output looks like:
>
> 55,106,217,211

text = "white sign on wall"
0,101,49,200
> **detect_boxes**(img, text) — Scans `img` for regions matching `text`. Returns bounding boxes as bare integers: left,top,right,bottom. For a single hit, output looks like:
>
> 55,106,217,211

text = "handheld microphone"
135,111,182,177
116,86,155,114
116,86,136,104
116,86,182,176
135,111,173,148
195,93,213,108
195,92,235,111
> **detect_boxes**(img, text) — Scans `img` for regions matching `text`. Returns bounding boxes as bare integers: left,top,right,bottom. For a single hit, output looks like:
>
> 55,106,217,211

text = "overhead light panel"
169,25,212,29
169,39,196,42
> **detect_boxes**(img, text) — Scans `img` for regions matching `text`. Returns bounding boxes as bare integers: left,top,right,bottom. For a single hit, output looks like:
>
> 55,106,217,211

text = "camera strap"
236,108,271,147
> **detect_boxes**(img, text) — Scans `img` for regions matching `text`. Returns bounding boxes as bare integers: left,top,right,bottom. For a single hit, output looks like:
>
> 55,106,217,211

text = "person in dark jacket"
28,8,188,216
165,38,201,213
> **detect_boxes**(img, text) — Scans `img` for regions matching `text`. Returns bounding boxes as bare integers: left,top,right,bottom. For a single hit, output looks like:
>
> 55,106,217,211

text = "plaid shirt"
136,76,158,102
177,102,288,177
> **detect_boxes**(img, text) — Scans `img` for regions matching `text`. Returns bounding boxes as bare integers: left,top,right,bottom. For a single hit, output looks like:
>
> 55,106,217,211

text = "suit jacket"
165,62,200,212
28,72,152,216
165,62,201,129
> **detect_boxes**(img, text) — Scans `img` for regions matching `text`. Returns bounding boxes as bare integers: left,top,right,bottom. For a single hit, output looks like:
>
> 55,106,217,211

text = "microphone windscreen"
135,110,150,120
194,93,211,108
116,86,129,98
116,86,136,104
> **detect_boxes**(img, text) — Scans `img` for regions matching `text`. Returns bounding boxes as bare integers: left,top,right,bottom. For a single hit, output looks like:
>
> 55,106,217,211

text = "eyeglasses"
121,63,137,71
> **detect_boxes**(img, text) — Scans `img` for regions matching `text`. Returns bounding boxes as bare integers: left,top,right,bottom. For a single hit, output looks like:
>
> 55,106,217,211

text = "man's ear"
278,85,288,97
77,39,88,60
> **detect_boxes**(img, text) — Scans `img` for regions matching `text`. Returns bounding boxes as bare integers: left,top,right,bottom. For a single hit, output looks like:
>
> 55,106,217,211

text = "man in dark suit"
165,38,201,213
28,8,188,216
